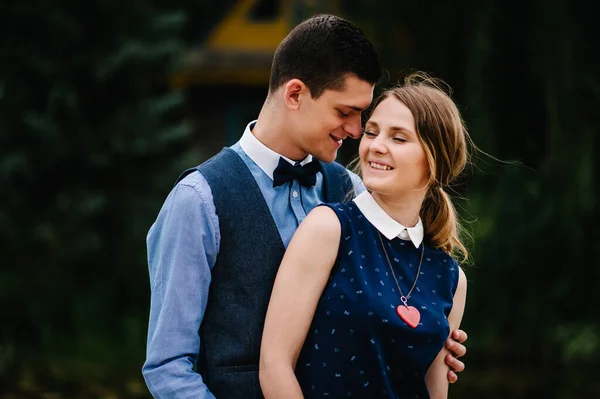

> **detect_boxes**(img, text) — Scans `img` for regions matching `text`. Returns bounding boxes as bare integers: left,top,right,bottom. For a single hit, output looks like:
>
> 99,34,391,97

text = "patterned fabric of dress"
296,202,459,399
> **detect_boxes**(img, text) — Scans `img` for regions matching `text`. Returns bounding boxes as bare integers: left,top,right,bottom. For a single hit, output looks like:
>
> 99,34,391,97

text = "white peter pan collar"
353,190,424,248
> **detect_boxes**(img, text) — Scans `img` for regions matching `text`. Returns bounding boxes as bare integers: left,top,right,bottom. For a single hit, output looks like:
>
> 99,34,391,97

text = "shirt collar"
353,190,424,248
239,120,314,180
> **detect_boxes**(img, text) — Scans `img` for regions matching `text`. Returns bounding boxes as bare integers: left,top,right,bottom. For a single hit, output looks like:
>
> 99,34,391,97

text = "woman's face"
359,96,429,196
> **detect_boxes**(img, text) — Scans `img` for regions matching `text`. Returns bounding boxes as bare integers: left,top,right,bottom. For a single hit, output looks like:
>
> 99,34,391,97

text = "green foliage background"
1,0,598,397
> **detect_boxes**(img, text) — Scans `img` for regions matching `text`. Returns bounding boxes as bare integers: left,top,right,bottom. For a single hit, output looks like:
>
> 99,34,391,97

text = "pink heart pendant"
396,305,420,328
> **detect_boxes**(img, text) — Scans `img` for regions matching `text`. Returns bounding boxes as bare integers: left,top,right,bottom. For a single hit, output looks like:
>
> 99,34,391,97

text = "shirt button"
292,190,299,198
399,229,409,239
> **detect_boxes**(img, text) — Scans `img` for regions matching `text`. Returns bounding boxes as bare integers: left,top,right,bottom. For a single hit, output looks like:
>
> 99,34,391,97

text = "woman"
259,73,470,399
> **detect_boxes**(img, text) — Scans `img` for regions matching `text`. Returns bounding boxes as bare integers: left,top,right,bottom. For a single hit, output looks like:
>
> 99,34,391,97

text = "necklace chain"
377,231,425,303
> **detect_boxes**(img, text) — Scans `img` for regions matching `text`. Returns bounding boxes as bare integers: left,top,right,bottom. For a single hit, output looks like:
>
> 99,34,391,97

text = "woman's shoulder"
292,206,342,254
423,245,462,294
311,202,377,250
320,199,368,217
304,204,340,227
317,201,368,230
421,245,459,275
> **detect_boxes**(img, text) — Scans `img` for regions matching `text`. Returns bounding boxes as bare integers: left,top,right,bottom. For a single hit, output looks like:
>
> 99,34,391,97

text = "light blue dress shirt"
142,121,364,398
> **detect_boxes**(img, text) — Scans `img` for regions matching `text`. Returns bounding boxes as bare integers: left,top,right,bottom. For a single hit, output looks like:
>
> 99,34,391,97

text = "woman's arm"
425,267,468,399
259,206,341,398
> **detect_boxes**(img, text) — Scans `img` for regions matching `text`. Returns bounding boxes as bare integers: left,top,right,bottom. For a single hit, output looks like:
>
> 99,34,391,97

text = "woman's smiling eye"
362,130,377,137
338,110,349,117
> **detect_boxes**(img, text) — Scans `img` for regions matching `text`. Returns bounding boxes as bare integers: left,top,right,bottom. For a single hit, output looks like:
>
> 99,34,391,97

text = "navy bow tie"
273,157,322,188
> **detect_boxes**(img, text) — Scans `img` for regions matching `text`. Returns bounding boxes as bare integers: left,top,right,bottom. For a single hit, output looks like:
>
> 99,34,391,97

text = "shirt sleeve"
142,171,219,399
346,168,366,196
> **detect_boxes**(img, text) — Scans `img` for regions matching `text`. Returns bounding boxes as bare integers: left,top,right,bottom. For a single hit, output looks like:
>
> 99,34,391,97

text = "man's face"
293,75,374,163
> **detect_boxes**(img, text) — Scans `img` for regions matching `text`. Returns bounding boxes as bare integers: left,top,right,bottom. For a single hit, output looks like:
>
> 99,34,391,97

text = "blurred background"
1,0,599,397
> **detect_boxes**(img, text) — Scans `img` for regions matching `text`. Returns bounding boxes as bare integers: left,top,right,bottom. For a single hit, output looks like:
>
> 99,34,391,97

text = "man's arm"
142,172,218,399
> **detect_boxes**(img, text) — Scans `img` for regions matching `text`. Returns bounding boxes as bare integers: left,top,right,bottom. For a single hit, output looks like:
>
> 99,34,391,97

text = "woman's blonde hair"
354,72,472,261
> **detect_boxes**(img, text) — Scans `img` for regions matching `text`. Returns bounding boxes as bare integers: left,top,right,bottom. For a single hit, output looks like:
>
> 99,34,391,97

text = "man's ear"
283,79,309,111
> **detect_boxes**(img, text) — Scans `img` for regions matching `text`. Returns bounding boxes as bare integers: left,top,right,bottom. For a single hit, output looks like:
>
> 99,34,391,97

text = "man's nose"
344,115,362,139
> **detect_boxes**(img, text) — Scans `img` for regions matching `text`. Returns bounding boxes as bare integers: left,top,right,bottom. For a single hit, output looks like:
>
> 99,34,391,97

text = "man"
143,14,467,398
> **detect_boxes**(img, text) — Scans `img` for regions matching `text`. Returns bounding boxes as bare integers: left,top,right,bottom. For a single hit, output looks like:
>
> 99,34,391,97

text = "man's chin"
318,151,338,164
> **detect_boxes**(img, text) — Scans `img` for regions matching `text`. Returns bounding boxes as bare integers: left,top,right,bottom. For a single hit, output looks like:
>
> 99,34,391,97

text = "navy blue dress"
296,202,460,398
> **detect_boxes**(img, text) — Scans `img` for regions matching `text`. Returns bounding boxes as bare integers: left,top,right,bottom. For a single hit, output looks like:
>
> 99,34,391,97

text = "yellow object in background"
171,0,341,88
